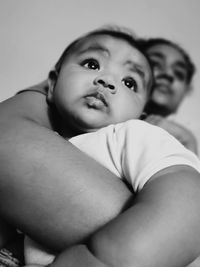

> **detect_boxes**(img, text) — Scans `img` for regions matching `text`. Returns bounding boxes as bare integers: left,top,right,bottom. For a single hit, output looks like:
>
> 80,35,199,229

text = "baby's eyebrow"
126,61,146,80
126,60,150,89
77,43,110,56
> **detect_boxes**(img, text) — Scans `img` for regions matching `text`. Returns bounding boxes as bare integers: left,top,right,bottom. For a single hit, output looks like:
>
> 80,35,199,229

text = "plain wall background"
0,0,199,151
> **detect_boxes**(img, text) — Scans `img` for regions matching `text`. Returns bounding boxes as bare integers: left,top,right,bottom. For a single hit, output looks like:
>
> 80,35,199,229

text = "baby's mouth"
85,92,108,108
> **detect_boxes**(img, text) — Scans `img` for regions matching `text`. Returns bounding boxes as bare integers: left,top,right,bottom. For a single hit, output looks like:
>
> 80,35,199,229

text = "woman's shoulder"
0,81,51,128
17,80,48,96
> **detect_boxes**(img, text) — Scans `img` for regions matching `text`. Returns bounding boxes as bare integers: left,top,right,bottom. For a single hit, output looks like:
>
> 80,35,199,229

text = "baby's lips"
85,95,107,109
86,91,108,107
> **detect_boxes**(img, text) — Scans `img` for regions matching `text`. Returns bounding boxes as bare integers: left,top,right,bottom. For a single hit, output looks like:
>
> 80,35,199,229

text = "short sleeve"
69,120,200,193
114,120,200,192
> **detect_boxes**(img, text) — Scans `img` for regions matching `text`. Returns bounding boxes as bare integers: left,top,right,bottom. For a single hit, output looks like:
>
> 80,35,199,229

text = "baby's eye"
82,59,100,70
122,77,137,91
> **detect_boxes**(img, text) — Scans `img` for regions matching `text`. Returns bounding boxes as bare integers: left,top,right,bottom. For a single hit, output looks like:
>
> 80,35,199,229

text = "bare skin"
0,92,132,250
0,85,199,267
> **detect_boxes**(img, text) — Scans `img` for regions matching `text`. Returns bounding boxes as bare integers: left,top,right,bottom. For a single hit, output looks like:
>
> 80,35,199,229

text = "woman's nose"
158,65,174,83
157,71,174,83
94,76,116,93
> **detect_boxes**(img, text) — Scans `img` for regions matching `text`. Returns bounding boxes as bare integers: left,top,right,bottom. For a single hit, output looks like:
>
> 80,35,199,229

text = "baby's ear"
47,69,58,103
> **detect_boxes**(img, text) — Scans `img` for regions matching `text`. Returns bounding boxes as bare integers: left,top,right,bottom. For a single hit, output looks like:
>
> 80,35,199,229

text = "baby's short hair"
54,25,151,74
138,37,195,85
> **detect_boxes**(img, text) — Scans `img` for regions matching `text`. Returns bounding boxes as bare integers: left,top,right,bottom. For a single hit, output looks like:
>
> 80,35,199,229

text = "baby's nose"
97,79,115,90
95,76,116,93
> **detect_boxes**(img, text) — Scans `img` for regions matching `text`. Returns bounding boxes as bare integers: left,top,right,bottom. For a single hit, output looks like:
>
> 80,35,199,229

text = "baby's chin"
70,113,136,134
76,124,109,134
75,117,136,133
67,120,103,135
69,115,111,133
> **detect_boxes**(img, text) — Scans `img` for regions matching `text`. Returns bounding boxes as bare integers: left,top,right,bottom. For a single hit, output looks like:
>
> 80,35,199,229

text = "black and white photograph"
0,1,200,266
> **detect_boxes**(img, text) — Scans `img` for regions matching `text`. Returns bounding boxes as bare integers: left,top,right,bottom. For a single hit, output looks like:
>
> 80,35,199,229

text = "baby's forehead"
72,34,131,53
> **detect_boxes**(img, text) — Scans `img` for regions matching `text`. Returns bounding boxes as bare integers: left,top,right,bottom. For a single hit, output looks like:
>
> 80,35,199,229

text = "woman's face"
147,44,189,114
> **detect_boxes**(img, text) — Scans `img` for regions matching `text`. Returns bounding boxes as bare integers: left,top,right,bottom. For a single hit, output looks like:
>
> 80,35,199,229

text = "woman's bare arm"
88,165,200,267
43,166,200,267
0,92,132,251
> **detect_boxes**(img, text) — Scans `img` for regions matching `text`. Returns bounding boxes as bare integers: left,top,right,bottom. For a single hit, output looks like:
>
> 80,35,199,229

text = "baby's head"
48,26,153,134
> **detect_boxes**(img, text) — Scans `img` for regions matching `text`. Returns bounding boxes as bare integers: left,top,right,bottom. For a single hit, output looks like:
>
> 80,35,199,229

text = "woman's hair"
138,37,195,84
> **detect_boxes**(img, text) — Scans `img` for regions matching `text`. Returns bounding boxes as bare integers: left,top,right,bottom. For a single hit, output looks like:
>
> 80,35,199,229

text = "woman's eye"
122,77,137,91
82,59,100,70
150,60,162,70
174,70,186,81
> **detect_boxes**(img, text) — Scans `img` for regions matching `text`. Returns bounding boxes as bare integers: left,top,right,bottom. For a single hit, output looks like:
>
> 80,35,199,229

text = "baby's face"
50,35,152,133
